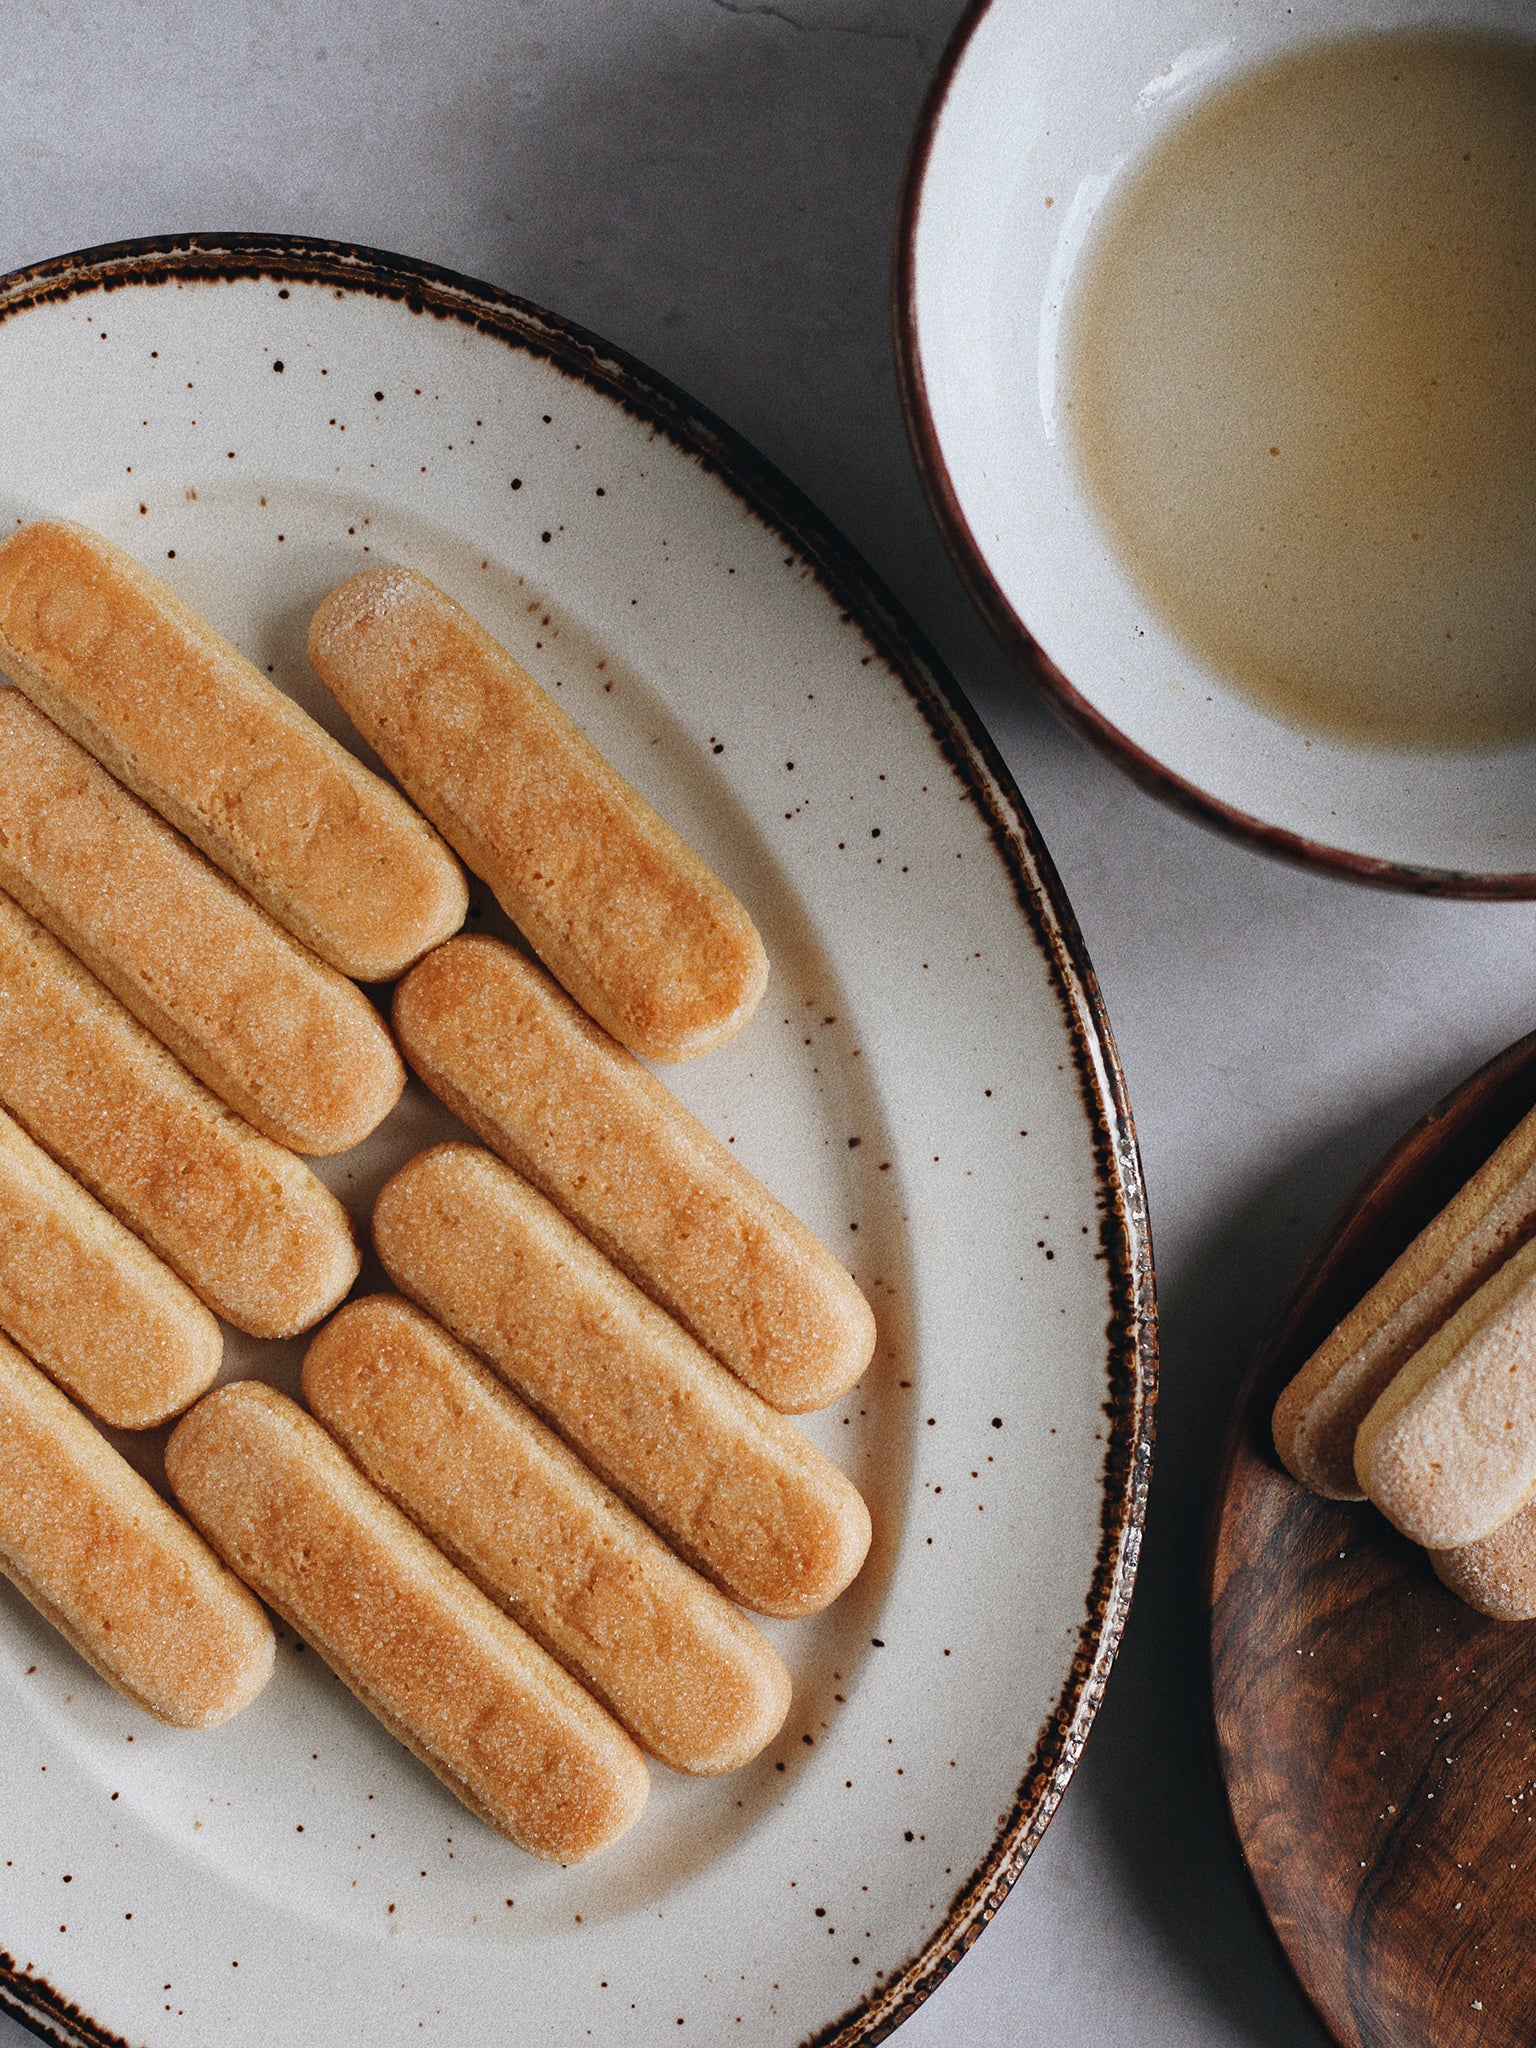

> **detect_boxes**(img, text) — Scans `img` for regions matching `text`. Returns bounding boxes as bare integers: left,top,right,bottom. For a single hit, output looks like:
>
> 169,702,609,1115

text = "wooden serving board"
1209,1028,1536,2048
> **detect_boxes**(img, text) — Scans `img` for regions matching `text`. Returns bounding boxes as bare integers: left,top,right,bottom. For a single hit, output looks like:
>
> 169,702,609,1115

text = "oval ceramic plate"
0,236,1153,2048
897,0,1536,893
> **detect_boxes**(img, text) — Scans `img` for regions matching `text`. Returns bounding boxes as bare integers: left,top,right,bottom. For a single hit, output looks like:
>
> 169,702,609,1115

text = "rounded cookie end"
154,1598,278,1730
625,916,770,1065
221,1200,363,1342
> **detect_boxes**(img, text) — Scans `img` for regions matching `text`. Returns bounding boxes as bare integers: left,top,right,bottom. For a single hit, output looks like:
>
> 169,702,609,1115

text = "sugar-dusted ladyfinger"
166,1381,649,1860
308,568,767,1060
0,1334,273,1726
1275,1103,1536,1498
1432,1497,1536,1621
1355,1236,1536,1548
304,1296,792,1774
0,1104,220,1427
0,691,404,1154
393,936,874,1412
0,891,359,1338
0,521,467,980
372,1145,871,1618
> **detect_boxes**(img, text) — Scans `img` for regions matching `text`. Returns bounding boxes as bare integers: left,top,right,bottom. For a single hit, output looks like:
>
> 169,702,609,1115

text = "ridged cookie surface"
0,690,404,1154
0,889,359,1337
0,521,467,980
309,568,766,1059
372,1144,871,1617
0,1104,220,1428
393,936,874,1411
304,1296,791,1774
0,1334,274,1727
166,1381,649,1861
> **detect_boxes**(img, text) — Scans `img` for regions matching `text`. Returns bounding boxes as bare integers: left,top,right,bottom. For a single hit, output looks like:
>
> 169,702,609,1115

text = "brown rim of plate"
0,231,1157,2048
892,0,1536,902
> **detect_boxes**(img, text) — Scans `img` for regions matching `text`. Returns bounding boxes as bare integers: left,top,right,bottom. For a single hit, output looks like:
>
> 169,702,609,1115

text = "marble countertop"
5,5,1531,2042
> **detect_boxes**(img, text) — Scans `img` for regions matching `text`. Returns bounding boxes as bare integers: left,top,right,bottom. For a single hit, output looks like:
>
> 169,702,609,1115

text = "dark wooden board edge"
1204,1028,1536,2048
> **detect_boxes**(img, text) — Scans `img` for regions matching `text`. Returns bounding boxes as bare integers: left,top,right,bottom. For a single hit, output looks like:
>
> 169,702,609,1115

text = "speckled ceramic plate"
0,236,1153,2048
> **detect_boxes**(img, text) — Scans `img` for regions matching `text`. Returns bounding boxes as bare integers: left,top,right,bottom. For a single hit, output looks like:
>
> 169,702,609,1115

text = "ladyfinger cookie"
372,1144,871,1618
0,1334,273,1726
0,1104,220,1428
0,521,468,980
393,936,874,1412
0,890,359,1338
309,568,767,1061
1432,1498,1536,1621
166,1381,649,1860
304,1296,792,1774
1355,1235,1536,1549
0,691,404,1155
1274,1103,1536,1498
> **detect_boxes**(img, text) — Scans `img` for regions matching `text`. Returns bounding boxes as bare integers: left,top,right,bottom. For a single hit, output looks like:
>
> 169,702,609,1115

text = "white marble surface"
3,4,1533,2043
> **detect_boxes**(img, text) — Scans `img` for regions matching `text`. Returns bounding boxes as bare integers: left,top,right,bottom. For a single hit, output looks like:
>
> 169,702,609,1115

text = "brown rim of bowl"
0,230,1155,2048
893,0,1536,902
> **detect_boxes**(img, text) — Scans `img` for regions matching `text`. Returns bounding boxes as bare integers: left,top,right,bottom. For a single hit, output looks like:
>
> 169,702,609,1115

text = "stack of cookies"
1274,1104,1536,1621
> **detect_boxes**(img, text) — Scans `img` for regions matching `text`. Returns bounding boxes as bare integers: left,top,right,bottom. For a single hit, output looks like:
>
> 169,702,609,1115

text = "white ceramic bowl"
897,0,1536,892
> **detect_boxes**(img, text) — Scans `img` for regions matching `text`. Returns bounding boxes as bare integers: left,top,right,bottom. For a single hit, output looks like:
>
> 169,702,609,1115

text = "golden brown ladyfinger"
393,936,874,1412
1432,1497,1536,1620
0,521,467,980
303,1296,792,1774
308,568,767,1060
0,890,359,1338
1274,1103,1536,1498
166,1381,649,1860
372,1144,871,1618
1355,1236,1536,1548
0,1334,274,1726
0,1104,220,1427
0,691,404,1154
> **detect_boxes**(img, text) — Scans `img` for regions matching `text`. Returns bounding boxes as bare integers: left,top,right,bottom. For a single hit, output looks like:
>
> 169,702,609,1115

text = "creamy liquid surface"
1063,32,1536,750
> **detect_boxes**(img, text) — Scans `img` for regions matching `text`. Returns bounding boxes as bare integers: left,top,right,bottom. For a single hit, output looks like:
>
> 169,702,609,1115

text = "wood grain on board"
1209,1029,1536,2048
